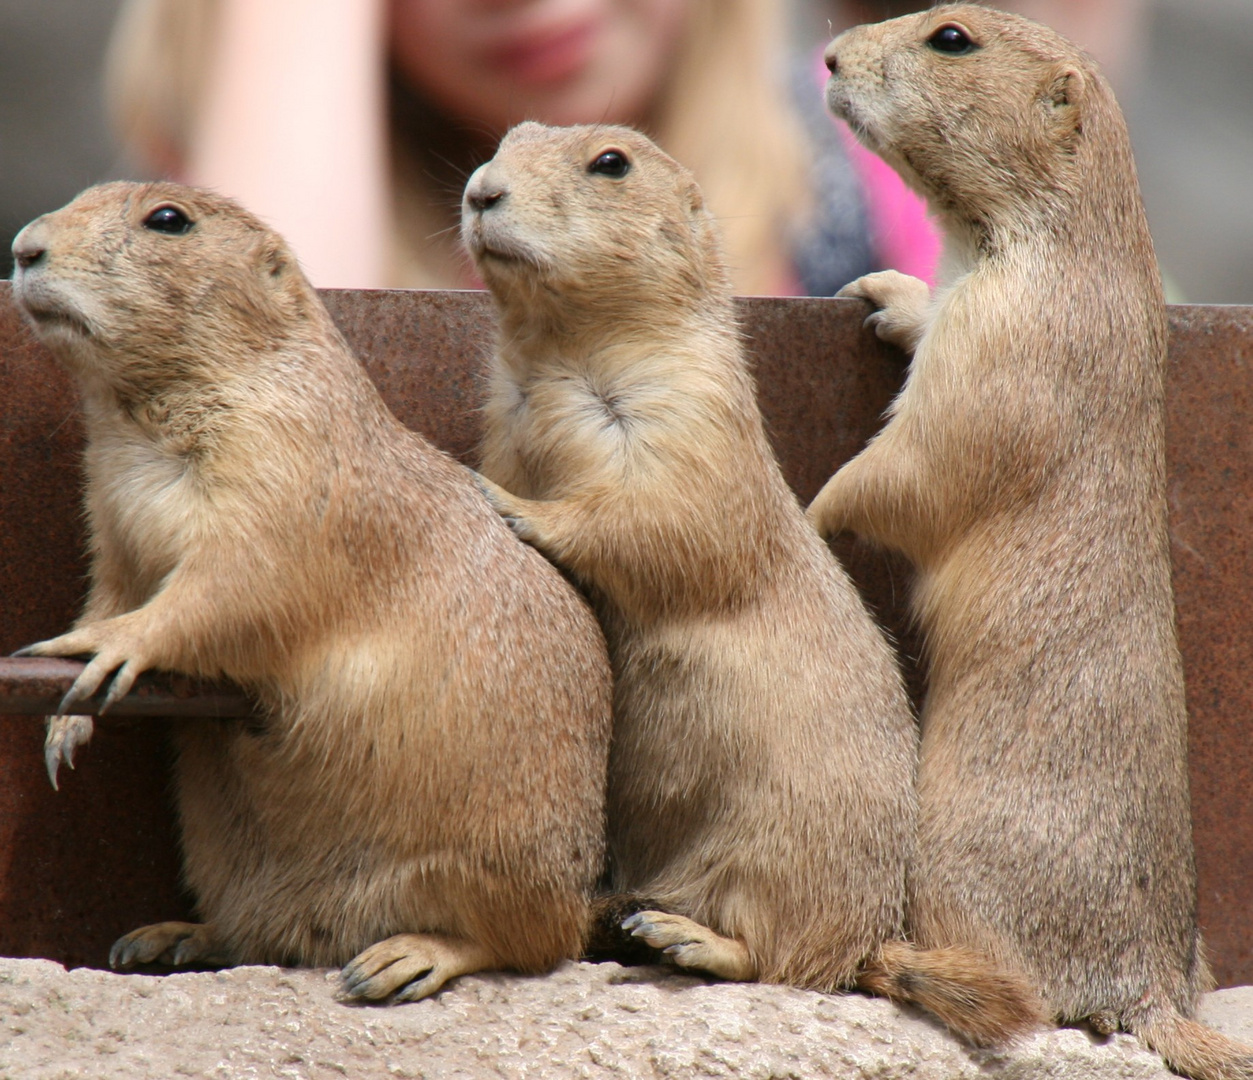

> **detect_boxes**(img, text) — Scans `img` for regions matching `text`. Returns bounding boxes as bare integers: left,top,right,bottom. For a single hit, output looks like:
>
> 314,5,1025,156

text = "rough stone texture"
1,958,1248,1080
1199,986,1253,1047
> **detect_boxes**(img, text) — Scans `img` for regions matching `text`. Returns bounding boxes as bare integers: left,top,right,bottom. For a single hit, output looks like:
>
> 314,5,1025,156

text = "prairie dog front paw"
18,618,154,718
838,270,931,353
473,473,543,547
807,467,858,541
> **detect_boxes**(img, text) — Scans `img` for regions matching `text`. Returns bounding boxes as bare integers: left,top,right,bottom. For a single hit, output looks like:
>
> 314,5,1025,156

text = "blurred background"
1,0,1250,302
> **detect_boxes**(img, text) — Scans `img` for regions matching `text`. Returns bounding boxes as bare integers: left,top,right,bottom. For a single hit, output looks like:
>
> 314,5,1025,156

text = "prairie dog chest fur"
81,406,207,598
487,339,719,503
466,124,755,516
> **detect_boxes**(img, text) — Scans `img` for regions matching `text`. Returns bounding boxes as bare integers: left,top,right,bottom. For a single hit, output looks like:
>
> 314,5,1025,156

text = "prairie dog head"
824,5,1119,234
10,182,315,397
461,122,728,319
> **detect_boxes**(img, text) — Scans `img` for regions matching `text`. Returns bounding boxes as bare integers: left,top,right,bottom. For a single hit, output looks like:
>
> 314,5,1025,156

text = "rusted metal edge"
0,658,255,717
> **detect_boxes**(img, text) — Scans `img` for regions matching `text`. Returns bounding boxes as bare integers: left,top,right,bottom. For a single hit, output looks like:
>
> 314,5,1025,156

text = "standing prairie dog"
810,7,1253,1078
10,181,612,1002
463,120,1040,1046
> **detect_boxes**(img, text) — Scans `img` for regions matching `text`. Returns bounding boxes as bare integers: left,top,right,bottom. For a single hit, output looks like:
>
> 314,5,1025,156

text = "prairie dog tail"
583,893,670,965
1137,1006,1253,1080
856,940,1043,1047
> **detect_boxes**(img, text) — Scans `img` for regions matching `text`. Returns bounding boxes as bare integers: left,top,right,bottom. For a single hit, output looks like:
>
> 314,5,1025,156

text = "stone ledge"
1,956,1249,1079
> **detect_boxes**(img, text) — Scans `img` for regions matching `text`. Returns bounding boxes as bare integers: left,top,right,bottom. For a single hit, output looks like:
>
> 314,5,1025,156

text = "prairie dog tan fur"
10,182,612,1002
809,8,1252,1077
462,121,1040,1045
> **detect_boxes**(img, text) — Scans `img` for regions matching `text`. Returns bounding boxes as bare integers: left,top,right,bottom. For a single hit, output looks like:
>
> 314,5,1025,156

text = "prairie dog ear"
1043,65,1085,121
686,180,704,216
259,237,290,281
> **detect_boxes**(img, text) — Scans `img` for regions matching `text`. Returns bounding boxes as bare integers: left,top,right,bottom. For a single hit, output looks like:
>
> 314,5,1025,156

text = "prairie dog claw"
340,933,493,1004
110,921,221,969
473,475,540,545
24,621,155,787
473,473,511,510
20,621,155,723
45,714,95,790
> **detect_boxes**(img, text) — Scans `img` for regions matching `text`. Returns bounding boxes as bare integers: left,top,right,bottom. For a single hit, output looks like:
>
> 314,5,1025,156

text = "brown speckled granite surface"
0,285,1248,984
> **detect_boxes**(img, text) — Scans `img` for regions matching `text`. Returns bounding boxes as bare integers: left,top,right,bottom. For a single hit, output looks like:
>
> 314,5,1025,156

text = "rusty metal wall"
0,285,1248,984
1163,306,1253,985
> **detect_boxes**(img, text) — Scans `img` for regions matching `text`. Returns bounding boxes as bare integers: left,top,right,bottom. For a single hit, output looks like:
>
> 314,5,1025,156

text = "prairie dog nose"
12,220,49,271
467,185,507,213
823,43,839,75
464,164,509,214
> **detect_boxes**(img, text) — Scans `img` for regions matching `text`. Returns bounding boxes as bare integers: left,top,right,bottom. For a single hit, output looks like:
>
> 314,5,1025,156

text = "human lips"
482,15,602,87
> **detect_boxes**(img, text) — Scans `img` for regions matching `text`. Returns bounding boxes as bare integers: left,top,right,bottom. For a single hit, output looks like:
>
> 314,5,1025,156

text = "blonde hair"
106,0,809,294
105,0,219,179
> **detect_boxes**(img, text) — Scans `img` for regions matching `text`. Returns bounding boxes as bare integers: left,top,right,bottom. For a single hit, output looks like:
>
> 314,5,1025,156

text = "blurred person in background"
105,0,927,295
5,0,1242,300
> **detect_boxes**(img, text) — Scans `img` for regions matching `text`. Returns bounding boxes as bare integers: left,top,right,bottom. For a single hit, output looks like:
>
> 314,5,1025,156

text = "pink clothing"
814,50,940,285
841,129,942,286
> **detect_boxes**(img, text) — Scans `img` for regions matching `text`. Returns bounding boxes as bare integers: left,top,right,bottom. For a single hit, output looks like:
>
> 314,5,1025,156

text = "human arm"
188,0,390,287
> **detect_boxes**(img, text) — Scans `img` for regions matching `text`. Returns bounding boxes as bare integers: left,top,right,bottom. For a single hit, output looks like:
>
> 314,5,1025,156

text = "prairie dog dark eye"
928,24,976,54
588,150,630,178
143,205,193,234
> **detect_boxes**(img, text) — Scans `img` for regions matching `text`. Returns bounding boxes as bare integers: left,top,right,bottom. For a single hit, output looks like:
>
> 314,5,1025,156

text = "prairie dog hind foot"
43,714,94,790
110,921,227,969
622,911,758,982
340,933,495,1004
838,270,931,354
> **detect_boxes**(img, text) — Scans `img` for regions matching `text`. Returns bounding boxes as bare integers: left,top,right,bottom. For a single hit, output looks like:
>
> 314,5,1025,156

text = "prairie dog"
810,8,1252,1077
462,120,1040,1045
9,182,612,1002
